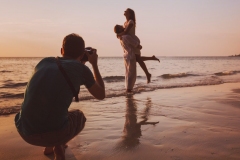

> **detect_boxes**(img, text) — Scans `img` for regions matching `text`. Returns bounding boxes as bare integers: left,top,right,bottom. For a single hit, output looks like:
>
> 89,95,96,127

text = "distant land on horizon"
229,54,240,57
0,55,236,58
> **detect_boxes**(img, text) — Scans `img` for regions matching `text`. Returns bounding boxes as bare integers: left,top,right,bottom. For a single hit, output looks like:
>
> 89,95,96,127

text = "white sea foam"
215,70,240,76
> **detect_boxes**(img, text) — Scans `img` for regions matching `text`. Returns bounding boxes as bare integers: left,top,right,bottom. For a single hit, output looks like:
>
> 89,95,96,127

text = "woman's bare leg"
135,55,151,83
141,55,160,62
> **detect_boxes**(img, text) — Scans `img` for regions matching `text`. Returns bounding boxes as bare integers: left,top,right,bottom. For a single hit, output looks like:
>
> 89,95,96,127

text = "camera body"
81,47,94,62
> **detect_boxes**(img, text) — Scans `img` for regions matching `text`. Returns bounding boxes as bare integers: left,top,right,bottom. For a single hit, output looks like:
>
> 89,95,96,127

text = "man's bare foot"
126,89,132,93
43,147,54,155
147,74,151,83
152,55,160,62
54,145,65,160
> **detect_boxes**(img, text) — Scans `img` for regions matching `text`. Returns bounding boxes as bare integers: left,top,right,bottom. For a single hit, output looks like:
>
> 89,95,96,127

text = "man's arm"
85,50,105,100
117,22,134,36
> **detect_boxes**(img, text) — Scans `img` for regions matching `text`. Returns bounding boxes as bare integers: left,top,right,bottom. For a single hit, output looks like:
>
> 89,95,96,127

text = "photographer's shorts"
17,110,86,147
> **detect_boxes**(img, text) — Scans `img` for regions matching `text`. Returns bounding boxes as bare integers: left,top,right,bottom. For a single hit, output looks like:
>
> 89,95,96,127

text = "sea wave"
103,76,147,83
160,73,198,79
0,93,24,98
214,70,240,76
0,76,228,101
0,70,12,73
0,82,28,88
0,106,20,115
2,75,240,116
68,76,225,101
103,76,125,82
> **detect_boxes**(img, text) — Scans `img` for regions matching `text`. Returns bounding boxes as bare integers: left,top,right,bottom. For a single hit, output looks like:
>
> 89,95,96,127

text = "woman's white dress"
124,20,141,55
122,20,141,90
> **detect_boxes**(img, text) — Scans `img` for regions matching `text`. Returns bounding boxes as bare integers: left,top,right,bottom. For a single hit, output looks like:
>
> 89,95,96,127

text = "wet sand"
0,83,240,160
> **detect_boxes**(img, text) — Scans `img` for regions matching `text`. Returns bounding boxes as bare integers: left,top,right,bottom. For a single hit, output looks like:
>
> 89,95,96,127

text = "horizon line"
0,55,235,58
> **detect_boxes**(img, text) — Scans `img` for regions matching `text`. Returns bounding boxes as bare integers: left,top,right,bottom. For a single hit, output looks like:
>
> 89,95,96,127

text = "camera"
81,47,94,62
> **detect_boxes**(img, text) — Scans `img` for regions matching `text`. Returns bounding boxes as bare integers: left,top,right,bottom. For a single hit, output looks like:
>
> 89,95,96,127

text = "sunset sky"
0,0,239,57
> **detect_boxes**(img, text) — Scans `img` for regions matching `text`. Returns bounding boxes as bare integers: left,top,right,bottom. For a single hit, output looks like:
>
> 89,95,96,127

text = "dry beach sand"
0,83,240,160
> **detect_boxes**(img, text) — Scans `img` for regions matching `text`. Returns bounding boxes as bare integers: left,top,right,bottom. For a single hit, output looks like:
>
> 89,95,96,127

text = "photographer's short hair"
62,33,85,59
114,25,124,34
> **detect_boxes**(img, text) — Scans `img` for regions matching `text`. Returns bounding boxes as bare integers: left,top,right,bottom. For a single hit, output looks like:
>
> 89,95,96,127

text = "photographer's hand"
86,49,105,100
85,49,98,66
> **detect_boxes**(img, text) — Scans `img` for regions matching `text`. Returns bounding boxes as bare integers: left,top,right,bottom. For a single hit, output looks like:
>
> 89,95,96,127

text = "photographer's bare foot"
152,55,160,62
44,144,67,155
147,74,151,83
54,145,65,160
43,147,53,155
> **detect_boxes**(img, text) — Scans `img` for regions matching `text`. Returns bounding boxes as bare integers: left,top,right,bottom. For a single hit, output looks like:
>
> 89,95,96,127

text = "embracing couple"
114,8,160,93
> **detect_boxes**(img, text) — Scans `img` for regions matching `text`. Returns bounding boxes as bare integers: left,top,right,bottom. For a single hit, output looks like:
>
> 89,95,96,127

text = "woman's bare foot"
147,73,151,83
43,147,54,155
53,145,65,160
152,55,160,62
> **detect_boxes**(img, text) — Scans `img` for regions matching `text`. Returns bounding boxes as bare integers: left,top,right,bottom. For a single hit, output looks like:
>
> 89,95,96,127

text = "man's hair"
114,25,124,34
62,33,85,59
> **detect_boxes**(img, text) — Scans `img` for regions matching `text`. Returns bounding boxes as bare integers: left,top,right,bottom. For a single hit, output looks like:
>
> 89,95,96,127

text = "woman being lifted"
117,8,160,83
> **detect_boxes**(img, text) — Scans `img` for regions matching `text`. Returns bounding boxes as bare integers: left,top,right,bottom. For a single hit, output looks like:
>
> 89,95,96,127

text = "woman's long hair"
127,8,136,27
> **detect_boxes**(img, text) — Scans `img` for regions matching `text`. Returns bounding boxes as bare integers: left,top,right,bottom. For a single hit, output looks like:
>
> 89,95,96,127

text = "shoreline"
1,81,239,116
0,82,240,159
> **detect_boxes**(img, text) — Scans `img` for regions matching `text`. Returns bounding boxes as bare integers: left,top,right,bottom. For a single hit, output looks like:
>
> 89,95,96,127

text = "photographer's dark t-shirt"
15,57,95,135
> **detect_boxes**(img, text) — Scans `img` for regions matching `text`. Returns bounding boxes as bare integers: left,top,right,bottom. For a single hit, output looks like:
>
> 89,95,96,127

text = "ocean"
1,56,240,115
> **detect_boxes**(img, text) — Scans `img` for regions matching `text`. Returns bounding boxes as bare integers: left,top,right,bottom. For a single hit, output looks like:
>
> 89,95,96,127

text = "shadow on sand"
115,94,159,151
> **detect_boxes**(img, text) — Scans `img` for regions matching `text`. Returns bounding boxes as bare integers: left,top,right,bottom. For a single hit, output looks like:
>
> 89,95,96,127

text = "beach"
1,0,240,159
0,82,240,160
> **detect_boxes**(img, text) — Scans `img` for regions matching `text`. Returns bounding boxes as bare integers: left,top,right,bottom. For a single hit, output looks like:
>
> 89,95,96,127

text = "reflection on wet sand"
116,94,159,150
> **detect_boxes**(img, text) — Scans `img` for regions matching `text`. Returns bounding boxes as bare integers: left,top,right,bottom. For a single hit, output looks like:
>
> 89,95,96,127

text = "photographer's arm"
86,51,105,100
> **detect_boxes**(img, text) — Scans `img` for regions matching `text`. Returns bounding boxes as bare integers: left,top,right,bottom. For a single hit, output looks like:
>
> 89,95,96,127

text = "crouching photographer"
14,33,105,160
